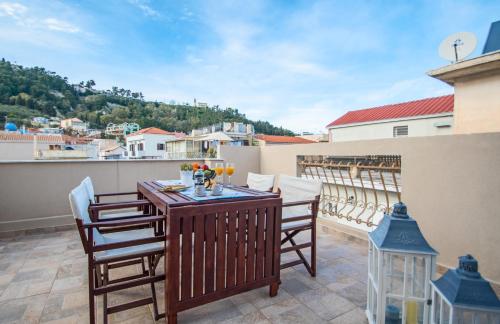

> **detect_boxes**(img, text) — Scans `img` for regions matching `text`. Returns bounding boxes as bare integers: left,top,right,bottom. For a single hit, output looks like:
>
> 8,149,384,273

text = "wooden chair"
81,176,152,221
278,174,322,276
69,183,166,324
246,172,275,192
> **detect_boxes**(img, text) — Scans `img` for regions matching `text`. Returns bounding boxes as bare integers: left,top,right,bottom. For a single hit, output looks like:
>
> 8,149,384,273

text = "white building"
60,118,88,133
126,127,184,159
326,95,454,142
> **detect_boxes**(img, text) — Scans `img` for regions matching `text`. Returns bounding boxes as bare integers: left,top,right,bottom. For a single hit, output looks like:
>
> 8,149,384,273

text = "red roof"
327,95,454,127
127,127,178,137
255,134,315,144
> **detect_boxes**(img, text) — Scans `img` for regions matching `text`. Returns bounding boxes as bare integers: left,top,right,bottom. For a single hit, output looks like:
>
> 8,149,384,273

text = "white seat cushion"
99,209,144,220
278,174,322,223
247,172,275,192
94,228,163,262
81,177,95,204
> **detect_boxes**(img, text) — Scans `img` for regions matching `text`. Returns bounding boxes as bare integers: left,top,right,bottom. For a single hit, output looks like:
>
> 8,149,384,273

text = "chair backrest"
247,172,275,192
69,183,92,225
81,176,95,203
278,174,322,219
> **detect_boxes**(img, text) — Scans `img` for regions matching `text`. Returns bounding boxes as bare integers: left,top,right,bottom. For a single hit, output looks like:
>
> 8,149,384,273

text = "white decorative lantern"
366,202,437,324
430,254,500,324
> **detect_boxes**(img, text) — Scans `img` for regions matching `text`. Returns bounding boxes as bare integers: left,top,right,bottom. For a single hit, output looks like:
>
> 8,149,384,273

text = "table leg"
269,282,279,297
167,313,177,324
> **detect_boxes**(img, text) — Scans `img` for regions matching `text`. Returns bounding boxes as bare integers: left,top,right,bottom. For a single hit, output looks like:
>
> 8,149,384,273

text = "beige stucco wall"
328,115,453,142
256,133,500,284
0,142,37,160
218,145,261,185
0,159,205,232
454,73,500,134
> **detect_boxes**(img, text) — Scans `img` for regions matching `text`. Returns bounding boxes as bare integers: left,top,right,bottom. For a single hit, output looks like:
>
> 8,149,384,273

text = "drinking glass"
225,162,235,186
215,162,224,183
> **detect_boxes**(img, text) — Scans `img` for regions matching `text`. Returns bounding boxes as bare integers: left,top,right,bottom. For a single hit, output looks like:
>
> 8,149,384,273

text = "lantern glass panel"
368,241,373,276
405,255,426,298
386,297,403,323
373,247,379,285
370,282,378,323
442,300,450,324
384,253,405,296
433,290,441,324
404,300,425,324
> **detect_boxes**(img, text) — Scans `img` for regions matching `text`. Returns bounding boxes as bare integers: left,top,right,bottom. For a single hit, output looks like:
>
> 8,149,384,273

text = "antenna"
439,32,477,63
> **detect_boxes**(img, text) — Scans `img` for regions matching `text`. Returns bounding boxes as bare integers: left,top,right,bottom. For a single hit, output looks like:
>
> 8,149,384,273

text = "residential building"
326,95,454,142
31,117,49,126
105,122,140,137
126,127,184,159
165,122,254,159
298,133,329,142
0,132,97,160
60,118,88,133
254,134,316,145
428,49,500,135
93,139,127,160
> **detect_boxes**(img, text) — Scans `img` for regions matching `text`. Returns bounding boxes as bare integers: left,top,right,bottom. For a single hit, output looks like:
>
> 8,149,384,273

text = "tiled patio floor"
0,225,369,324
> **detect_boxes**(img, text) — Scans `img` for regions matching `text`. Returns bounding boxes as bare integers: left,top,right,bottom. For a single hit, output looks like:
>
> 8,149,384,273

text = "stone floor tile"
177,298,242,324
335,281,367,308
329,307,368,324
0,293,47,323
260,297,326,324
295,287,356,320
220,310,271,324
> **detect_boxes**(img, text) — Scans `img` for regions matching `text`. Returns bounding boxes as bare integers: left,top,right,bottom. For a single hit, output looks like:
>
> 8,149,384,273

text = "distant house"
0,132,97,160
254,134,316,145
165,122,254,159
326,95,454,142
126,127,184,159
60,118,88,133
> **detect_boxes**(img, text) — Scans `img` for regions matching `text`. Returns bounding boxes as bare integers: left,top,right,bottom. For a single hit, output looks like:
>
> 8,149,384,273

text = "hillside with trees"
0,59,294,135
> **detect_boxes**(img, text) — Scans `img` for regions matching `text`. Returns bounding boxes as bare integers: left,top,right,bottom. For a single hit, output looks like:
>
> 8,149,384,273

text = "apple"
202,164,209,171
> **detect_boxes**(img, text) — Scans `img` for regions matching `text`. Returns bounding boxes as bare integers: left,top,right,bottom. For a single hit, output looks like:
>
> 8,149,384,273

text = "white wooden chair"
278,174,322,276
69,183,165,323
246,172,275,192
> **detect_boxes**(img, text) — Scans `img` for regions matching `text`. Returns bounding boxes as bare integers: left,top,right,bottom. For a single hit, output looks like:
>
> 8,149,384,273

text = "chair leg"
103,264,109,324
284,230,314,276
269,282,279,297
147,255,163,320
88,255,96,324
167,313,177,324
311,220,317,277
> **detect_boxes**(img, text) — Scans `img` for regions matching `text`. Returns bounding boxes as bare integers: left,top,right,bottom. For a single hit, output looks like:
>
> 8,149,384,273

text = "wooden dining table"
137,181,283,324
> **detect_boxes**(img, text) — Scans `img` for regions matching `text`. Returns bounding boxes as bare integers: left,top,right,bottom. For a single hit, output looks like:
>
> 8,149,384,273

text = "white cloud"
43,18,80,33
128,0,159,17
0,2,26,19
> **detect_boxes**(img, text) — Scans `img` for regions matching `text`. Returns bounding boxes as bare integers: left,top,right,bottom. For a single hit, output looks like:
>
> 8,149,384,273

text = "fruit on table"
202,164,209,171
192,163,199,170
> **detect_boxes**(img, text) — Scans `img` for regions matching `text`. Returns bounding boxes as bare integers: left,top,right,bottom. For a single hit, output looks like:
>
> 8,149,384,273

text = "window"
157,143,165,151
138,143,144,151
129,144,134,151
393,126,408,137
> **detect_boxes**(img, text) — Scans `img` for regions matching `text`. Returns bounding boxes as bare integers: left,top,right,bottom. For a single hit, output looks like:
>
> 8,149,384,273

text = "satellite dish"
439,32,477,63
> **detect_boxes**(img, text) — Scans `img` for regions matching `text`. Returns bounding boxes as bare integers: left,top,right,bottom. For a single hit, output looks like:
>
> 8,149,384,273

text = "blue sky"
0,0,498,133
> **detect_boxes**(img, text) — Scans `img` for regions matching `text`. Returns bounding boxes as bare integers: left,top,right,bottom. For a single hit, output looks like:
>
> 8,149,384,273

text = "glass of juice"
225,162,235,186
215,162,224,183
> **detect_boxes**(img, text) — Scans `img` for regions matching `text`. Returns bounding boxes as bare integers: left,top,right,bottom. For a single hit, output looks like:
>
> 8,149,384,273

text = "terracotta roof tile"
327,95,454,127
127,127,185,137
255,134,315,144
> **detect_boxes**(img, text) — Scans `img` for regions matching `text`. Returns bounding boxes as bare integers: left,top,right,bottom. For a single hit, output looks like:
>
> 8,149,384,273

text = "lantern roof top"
432,255,500,312
368,202,437,255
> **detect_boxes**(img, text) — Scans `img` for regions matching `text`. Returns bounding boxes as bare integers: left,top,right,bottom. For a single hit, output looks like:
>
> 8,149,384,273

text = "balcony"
1,133,500,323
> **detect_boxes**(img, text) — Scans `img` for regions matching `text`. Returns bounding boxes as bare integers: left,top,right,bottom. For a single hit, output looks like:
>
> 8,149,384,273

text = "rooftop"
127,127,185,137
0,225,369,324
326,94,454,128
255,134,316,144
0,133,91,144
